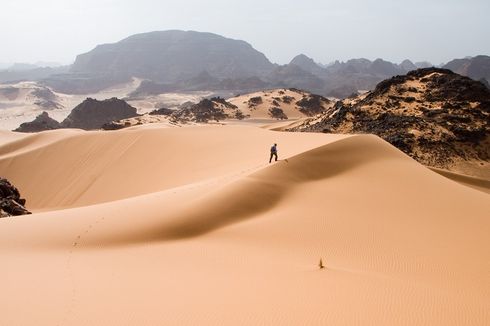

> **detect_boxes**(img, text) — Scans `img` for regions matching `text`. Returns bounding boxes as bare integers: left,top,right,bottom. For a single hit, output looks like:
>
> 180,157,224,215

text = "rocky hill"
60,98,139,130
289,68,490,177
15,111,60,132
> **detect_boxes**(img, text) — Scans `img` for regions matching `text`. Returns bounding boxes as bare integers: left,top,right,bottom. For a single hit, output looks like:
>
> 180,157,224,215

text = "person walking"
269,143,278,163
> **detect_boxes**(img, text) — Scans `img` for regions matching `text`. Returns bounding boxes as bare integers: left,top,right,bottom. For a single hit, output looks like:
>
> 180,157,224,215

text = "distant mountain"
43,30,276,94
290,68,490,176
71,30,274,83
7,63,40,71
5,62,62,71
266,64,325,94
443,55,490,84
414,61,433,69
0,66,69,83
289,54,326,76
399,59,417,72
318,58,406,98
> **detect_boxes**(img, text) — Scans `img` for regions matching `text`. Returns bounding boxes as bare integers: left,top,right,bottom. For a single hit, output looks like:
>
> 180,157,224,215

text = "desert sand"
0,124,489,325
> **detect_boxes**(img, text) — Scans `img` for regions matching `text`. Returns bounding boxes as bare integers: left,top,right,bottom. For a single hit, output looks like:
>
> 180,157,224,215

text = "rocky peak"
61,97,139,130
14,111,60,133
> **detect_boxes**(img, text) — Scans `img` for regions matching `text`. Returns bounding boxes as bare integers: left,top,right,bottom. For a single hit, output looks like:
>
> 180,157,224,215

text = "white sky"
1,0,489,65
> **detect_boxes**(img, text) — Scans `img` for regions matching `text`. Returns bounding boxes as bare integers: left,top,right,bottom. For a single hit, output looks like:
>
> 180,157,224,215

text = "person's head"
274,143,277,146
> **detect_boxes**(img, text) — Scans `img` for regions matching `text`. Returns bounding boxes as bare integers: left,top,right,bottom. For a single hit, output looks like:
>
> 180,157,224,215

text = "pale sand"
0,125,488,325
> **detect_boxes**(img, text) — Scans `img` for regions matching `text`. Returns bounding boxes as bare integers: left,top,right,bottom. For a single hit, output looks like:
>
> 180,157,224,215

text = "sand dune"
1,125,488,325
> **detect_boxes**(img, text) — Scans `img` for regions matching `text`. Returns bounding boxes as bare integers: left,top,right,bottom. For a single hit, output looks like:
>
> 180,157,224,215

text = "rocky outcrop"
14,111,60,132
171,98,231,123
0,178,31,217
296,94,331,116
269,107,288,120
61,97,139,130
149,108,174,116
290,68,490,171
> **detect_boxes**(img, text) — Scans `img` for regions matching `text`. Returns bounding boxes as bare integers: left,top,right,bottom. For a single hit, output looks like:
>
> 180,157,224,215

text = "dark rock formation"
149,108,174,116
209,97,238,109
0,178,31,217
61,97,139,130
248,96,263,108
269,107,288,120
14,111,60,132
290,68,490,169
171,98,228,123
296,94,331,116
101,121,131,130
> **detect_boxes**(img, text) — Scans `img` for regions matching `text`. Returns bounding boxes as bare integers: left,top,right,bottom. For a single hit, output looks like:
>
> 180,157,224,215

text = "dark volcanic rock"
248,96,263,108
61,97,139,130
210,97,238,109
296,94,331,116
269,107,288,120
290,68,490,170
0,178,31,217
149,108,174,116
15,111,60,132
171,98,228,123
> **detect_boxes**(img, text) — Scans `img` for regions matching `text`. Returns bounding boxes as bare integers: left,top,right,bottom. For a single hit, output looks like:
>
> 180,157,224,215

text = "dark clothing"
269,145,278,163
269,152,278,163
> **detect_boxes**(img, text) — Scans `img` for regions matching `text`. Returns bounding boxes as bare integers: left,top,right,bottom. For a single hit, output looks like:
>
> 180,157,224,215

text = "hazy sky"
1,0,489,65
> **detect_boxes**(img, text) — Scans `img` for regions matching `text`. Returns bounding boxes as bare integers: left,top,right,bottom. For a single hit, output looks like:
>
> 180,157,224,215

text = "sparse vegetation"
319,259,325,269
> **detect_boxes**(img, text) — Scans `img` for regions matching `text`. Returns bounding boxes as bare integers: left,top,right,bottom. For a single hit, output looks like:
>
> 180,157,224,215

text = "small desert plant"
319,258,325,269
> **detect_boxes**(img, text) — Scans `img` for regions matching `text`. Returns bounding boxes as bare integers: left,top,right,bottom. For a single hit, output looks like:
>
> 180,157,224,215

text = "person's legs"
274,153,278,161
269,153,273,163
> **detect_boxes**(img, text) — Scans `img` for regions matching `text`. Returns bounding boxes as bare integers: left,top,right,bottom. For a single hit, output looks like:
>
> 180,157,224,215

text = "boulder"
0,178,31,217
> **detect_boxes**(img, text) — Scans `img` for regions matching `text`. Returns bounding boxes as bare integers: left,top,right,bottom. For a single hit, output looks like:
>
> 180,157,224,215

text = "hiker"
269,143,278,163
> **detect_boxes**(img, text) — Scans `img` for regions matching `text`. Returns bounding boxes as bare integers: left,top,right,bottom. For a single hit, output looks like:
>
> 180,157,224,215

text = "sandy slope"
228,89,332,120
0,125,488,326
